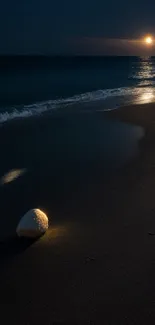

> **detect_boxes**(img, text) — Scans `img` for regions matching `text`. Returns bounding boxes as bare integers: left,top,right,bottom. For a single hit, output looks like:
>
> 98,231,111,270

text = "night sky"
2,0,155,55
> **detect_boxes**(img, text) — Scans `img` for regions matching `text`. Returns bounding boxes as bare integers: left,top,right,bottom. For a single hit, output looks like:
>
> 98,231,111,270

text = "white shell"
16,209,48,238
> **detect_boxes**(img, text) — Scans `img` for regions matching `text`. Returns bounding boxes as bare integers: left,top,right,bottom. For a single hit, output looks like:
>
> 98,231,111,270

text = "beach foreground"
1,103,155,324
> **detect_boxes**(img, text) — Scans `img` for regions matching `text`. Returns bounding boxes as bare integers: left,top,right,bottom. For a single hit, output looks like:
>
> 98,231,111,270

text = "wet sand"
0,104,155,324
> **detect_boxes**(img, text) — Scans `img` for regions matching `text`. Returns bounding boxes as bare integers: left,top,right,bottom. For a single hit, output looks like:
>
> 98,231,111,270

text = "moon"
145,36,153,44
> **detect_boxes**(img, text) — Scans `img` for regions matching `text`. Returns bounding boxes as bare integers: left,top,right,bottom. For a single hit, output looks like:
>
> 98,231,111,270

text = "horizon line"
0,54,154,57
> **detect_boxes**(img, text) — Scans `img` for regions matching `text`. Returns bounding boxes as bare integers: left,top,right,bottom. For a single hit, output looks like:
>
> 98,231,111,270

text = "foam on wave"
0,86,153,124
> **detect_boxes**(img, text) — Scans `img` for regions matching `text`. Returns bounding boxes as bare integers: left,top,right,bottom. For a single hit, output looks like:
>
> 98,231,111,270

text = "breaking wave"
0,85,154,123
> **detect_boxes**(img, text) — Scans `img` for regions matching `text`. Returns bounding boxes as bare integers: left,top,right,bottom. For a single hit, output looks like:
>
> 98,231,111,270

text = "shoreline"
0,98,154,127
105,101,155,127
1,102,155,324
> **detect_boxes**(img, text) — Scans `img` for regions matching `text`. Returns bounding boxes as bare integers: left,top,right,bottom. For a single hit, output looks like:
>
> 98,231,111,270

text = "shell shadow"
0,235,37,261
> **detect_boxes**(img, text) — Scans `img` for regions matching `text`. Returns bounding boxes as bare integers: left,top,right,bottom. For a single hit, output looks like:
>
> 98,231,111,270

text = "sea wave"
0,86,154,123
129,74,155,80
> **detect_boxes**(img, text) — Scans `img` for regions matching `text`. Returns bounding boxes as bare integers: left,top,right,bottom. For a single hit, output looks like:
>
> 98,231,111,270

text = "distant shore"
1,102,155,324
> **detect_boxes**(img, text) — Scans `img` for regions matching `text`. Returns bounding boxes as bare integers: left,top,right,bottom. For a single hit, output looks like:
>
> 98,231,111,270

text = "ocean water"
1,55,155,123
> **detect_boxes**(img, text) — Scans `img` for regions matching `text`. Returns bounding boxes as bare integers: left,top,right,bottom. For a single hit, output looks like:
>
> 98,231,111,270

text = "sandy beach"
1,103,155,324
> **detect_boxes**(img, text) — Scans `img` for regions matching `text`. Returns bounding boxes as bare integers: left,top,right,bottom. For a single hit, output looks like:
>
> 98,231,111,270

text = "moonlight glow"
145,36,153,44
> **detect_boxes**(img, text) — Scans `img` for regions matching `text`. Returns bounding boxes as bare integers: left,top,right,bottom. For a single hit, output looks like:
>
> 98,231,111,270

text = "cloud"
70,37,155,55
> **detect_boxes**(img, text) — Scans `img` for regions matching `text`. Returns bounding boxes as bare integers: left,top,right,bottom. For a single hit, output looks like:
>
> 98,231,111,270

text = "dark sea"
0,55,155,122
